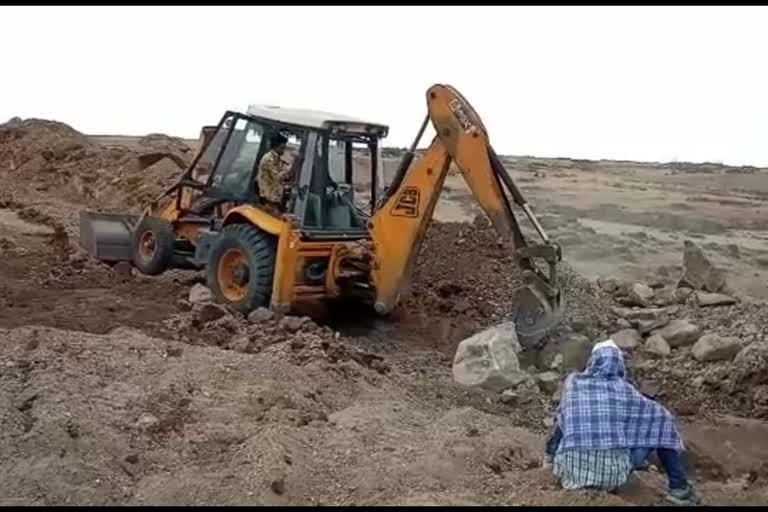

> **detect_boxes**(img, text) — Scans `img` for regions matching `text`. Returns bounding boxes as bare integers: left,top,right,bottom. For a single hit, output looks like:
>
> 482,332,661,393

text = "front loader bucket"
514,271,564,348
79,210,139,262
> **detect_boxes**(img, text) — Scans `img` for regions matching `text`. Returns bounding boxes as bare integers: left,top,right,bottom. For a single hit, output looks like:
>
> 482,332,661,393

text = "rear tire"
206,224,276,314
131,216,175,275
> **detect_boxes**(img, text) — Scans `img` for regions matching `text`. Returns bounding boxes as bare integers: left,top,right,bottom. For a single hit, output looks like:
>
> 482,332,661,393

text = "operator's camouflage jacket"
257,150,291,204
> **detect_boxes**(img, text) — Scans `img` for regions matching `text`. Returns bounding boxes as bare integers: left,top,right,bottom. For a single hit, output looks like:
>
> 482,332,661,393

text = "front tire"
206,224,276,314
131,216,175,275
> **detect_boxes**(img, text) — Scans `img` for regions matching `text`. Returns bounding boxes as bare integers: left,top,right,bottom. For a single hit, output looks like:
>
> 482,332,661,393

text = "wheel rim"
138,230,157,261
217,248,250,302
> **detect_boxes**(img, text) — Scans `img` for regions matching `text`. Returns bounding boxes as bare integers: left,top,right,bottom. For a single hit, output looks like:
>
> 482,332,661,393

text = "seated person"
544,339,699,505
257,133,293,214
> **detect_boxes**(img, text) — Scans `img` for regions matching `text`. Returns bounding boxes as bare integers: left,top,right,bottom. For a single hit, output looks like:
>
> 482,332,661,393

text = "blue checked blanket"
556,343,683,452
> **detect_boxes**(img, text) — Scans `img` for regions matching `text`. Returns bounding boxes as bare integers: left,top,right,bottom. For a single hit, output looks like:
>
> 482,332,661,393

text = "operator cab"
182,104,389,238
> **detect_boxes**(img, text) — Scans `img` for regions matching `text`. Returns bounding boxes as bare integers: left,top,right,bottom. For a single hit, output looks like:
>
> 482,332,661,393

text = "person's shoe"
665,485,700,505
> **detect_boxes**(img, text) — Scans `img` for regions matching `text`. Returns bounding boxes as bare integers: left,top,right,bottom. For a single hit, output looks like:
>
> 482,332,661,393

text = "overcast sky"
2,6,767,166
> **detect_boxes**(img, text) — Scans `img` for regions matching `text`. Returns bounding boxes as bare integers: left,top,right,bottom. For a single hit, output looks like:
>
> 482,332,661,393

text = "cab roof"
246,104,388,137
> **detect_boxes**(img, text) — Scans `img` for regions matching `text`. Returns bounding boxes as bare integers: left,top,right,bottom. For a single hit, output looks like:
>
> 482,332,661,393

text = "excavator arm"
369,84,563,347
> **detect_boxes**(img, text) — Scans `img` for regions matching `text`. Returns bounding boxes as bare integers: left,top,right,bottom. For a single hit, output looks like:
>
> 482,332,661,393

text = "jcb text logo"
391,186,420,218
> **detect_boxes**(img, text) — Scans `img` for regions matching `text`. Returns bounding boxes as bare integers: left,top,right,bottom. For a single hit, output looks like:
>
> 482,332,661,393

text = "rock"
279,315,308,333
194,303,228,325
679,240,727,292
611,306,664,322
270,475,286,495
536,372,560,394
453,299,472,314
644,334,671,358
611,329,642,350
632,283,655,303
616,318,632,329
227,334,251,353
136,412,159,431
696,292,737,307
675,287,694,303
733,342,768,386
537,333,592,373
652,319,701,348
560,333,593,371
636,314,670,335
638,380,661,398
188,283,213,304
124,454,139,464
597,277,620,294
727,244,740,259
500,389,519,405
452,321,528,392
612,307,672,334
653,287,679,306
691,334,741,362
550,354,563,371
248,307,275,323
617,283,655,307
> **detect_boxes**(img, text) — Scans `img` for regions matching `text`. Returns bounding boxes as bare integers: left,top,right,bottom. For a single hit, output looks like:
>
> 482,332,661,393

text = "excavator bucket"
514,275,564,348
511,241,564,348
78,210,138,262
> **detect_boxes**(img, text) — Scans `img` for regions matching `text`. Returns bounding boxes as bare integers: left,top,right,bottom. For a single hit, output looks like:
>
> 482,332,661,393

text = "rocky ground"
0,118,768,505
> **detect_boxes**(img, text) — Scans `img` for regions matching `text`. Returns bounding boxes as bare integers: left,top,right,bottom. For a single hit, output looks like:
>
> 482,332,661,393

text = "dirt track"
1,118,768,505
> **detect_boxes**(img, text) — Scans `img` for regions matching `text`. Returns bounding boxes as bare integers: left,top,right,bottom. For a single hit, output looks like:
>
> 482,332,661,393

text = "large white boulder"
452,322,527,392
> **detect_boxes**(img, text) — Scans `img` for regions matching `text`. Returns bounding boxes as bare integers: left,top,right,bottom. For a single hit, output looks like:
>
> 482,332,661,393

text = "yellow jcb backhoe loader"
79,84,563,346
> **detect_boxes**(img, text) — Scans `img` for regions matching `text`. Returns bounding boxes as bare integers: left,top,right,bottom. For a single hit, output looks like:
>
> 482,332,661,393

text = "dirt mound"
0,324,543,506
400,216,523,353
0,117,91,167
0,118,192,214
400,216,615,356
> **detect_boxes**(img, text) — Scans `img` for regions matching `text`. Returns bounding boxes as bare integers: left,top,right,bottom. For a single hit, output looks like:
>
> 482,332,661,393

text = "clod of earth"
188,283,213,304
135,412,159,431
248,307,275,323
279,315,310,333
193,303,228,326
